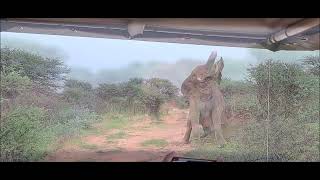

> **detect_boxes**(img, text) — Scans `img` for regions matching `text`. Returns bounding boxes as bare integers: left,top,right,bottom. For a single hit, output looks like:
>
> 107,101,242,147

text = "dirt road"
45,106,197,162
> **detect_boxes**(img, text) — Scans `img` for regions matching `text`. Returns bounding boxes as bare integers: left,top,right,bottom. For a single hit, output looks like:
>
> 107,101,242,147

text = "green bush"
62,79,96,110
174,96,189,109
235,59,320,161
248,60,309,119
0,48,103,162
1,47,69,90
64,79,92,91
237,116,319,161
138,78,179,120
0,105,102,162
0,71,31,99
220,78,253,97
94,78,179,118
0,106,52,161
220,79,258,117
145,78,179,100
50,107,101,138
302,55,320,76
139,84,164,120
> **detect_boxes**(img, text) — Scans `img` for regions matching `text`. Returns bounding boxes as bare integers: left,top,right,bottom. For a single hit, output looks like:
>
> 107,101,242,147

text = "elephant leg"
183,119,192,143
214,127,226,146
183,98,200,144
200,127,211,138
200,102,213,138
200,117,213,138
199,112,208,138
212,109,226,146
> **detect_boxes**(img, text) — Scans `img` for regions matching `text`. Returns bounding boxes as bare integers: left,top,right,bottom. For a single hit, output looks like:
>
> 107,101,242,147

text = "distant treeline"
2,36,319,88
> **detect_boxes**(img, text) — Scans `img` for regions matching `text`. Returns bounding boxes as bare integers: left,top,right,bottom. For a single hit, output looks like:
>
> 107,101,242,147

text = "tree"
62,79,94,109
64,79,92,91
139,84,164,120
139,78,179,120
0,71,31,99
247,60,306,119
95,83,123,101
145,78,179,100
1,48,70,90
243,59,319,161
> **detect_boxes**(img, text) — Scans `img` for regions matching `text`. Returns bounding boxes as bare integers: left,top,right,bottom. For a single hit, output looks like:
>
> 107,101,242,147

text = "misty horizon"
1,32,319,87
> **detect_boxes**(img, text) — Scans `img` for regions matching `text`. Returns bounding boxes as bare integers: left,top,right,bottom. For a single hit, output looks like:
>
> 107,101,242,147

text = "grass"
81,126,103,136
102,113,131,130
185,124,267,162
68,138,98,150
184,141,263,162
107,131,127,140
141,139,168,148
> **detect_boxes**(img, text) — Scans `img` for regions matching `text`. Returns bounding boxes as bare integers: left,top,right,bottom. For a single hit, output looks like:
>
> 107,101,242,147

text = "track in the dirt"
45,107,195,162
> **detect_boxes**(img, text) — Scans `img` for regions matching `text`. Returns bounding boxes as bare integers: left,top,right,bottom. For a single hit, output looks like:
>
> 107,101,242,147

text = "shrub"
0,105,102,162
247,60,307,119
174,95,189,109
94,78,179,118
236,60,320,161
138,78,179,120
146,78,179,99
64,79,92,91
50,107,101,138
0,47,69,90
237,115,319,161
302,55,320,76
139,84,164,120
62,79,96,110
0,106,51,161
0,71,31,99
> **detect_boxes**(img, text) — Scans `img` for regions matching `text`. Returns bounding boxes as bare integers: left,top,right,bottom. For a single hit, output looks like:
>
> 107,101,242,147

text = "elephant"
181,50,227,145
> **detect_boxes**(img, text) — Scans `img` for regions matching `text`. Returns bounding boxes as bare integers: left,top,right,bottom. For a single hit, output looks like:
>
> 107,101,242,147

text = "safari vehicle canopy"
1,18,319,51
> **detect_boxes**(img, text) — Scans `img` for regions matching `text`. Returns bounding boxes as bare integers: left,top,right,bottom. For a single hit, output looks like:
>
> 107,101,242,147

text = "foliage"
174,95,189,109
50,107,101,137
94,78,179,119
0,104,101,162
144,78,179,99
0,106,50,161
302,55,320,76
139,84,164,120
138,78,178,120
220,78,258,117
236,59,320,161
247,60,308,119
64,79,92,91
62,79,95,109
1,47,69,90
0,71,31,99
185,141,264,162
0,48,100,162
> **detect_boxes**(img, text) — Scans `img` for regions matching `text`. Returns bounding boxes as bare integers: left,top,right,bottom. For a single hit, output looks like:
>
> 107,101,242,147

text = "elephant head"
181,50,224,99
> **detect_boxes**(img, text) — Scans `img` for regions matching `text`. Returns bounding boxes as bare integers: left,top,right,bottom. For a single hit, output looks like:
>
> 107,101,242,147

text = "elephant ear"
181,75,193,97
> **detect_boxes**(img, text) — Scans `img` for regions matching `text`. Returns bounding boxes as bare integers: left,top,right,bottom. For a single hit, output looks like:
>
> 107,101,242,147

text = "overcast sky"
1,32,255,72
